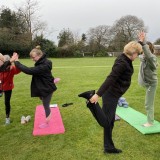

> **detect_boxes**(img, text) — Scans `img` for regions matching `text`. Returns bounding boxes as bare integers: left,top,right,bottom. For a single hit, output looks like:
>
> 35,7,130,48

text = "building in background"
154,45,160,55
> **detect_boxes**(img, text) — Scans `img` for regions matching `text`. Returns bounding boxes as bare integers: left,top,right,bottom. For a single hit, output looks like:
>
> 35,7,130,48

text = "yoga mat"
33,105,65,136
116,106,160,134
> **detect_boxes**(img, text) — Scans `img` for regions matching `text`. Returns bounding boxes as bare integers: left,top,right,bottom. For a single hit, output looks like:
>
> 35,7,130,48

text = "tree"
87,25,110,53
17,0,47,42
57,28,74,47
32,34,57,57
0,7,30,55
108,15,147,51
0,1,53,57
0,7,23,34
154,38,160,45
81,33,87,42
77,33,87,51
0,8,13,28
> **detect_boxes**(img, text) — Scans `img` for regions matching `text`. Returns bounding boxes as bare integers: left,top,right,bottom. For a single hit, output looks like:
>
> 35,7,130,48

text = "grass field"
0,57,160,160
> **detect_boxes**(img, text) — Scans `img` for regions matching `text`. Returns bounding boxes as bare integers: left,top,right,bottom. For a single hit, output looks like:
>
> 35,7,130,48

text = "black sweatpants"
87,91,119,150
4,90,12,118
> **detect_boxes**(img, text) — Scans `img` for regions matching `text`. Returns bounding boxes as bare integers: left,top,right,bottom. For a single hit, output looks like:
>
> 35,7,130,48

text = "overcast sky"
1,0,160,44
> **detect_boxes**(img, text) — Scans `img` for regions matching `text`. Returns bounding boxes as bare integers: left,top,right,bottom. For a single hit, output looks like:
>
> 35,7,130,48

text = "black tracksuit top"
15,54,57,97
97,53,133,98
0,61,11,72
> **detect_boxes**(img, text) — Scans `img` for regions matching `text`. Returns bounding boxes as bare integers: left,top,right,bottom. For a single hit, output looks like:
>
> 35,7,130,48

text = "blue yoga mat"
116,106,160,134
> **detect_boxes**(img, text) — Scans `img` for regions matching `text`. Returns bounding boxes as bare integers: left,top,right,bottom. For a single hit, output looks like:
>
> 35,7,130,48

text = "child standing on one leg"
138,31,158,127
12,46,57,128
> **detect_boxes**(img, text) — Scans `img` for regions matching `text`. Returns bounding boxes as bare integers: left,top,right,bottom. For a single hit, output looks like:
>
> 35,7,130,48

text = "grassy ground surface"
0,57,160,160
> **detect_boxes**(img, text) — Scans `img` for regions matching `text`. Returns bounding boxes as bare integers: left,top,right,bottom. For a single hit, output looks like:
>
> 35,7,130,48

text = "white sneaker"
25,115,31,122
21,116,26,124
5,118,10,125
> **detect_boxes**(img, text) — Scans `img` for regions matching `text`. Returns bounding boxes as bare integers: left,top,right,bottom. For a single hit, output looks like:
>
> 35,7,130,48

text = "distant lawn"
0,57,160,160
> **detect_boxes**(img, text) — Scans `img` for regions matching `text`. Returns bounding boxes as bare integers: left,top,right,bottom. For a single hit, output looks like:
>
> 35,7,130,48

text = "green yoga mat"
116,106,160,134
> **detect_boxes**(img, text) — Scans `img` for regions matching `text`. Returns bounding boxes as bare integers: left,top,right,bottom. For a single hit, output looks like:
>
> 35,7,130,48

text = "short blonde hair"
123,41,142,56
29,45,43,57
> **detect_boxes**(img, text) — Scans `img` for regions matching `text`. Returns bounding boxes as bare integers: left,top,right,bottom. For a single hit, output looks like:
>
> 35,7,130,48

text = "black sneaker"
78,90,95,100
104,148,122,154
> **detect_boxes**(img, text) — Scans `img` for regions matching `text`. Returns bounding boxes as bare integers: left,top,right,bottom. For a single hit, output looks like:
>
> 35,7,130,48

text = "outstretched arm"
0,61,11,72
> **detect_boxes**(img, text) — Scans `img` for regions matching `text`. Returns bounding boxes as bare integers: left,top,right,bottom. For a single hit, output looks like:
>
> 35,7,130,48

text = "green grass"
0,57,160,160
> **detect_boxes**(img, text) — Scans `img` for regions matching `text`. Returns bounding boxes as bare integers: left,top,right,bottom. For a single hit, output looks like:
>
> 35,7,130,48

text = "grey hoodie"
138,44,158,86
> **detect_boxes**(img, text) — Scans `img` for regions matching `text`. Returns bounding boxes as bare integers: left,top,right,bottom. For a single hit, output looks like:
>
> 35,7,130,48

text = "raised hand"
138,31,146,42
10,52,19,62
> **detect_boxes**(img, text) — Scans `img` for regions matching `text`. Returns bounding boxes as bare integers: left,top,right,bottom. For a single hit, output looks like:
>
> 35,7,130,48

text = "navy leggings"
41,92,53,118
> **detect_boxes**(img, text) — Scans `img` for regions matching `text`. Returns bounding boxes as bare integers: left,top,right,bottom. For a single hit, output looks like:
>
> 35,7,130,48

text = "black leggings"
41,92,53,118
87,91,119,150
4,90,12,118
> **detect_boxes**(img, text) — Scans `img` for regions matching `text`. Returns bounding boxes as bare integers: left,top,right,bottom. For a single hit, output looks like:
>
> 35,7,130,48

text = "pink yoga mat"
33,105,65,136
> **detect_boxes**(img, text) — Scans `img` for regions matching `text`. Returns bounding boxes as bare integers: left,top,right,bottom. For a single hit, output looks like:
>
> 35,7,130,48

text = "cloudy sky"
1,0,160,44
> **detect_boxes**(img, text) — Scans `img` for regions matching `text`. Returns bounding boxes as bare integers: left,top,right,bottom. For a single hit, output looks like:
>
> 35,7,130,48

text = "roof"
154,45,160,49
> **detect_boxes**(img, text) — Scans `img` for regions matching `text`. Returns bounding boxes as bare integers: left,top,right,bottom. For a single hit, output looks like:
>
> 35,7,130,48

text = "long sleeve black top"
97,53,133,98
14,54,57,97
0,61,11,72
